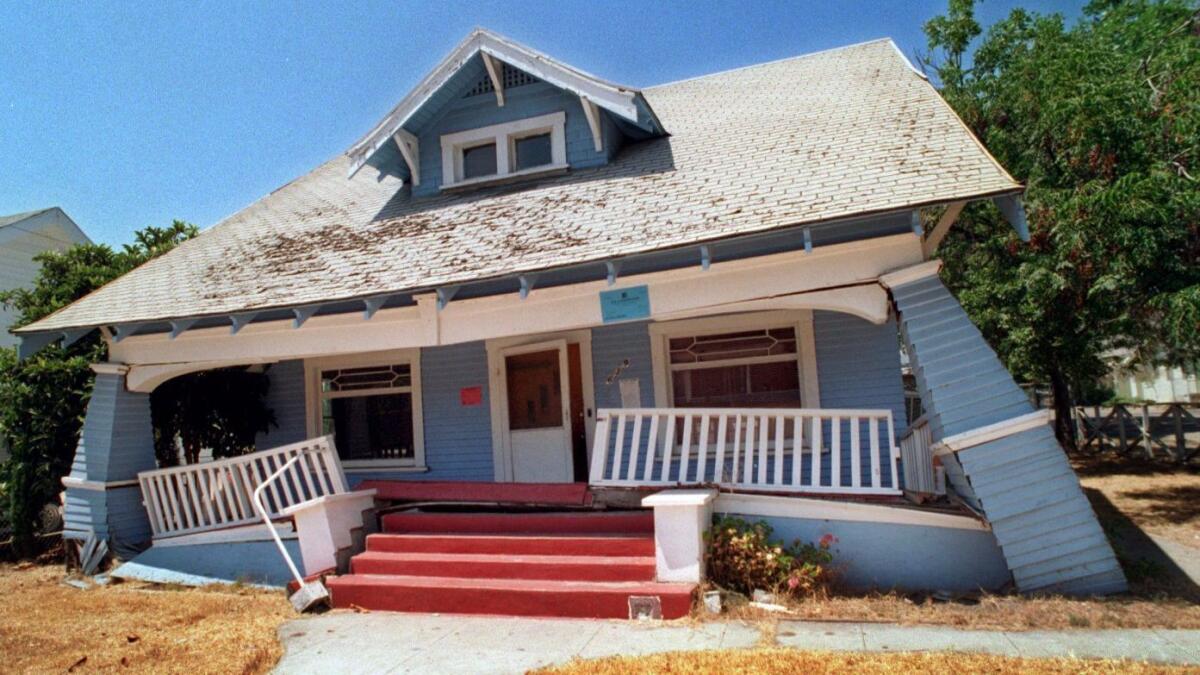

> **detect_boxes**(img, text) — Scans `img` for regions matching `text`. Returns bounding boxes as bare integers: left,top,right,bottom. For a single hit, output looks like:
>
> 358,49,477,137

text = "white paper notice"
619,378,641,408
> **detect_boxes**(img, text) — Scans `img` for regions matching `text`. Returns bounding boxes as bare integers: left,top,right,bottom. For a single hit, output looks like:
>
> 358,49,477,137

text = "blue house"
14,30,1125,617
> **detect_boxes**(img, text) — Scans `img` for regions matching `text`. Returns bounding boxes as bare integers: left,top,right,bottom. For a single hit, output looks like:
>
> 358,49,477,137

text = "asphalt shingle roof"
21,38,1020,334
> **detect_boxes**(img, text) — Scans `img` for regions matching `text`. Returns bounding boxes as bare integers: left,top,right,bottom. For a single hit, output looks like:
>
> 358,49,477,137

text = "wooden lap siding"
63,371,156,557
814,311,908,489
256,360,308,448
891,275,1126,595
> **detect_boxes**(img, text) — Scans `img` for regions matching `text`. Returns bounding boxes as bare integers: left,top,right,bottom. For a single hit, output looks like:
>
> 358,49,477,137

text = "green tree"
0,221,196,556
922,0,1200,448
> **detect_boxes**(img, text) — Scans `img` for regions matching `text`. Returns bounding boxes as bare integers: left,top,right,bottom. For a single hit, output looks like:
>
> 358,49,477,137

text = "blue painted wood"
892,276,1125,595
256,360,308,449
403,55,619,197
730,512,1011,592
117,539,305,587
814,311,906,489
346,341,495,486
63,371,156,557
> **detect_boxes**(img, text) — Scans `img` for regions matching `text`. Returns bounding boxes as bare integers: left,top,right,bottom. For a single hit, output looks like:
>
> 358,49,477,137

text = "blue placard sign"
600,285,651,323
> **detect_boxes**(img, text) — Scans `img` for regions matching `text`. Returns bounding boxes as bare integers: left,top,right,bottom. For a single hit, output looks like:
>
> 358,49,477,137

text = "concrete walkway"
274,613,1200,674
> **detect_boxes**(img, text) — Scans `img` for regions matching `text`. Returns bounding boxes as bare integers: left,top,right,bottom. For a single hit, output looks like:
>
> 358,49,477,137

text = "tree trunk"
9,461,35,559
1048,367,1078,452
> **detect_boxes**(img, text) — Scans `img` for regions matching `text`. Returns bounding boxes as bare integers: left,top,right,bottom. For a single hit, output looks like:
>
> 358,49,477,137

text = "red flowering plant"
704,516,837,598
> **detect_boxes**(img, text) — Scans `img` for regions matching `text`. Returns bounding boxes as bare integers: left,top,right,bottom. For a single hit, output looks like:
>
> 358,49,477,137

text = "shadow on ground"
1084,486,1200,602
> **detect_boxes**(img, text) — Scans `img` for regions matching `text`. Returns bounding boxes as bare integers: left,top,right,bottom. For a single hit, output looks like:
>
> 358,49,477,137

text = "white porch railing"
138,436,348,539
898,415,942,495
589,408,900,495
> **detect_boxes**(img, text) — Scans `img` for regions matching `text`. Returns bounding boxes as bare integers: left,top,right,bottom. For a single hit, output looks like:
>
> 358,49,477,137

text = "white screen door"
500,339,573,482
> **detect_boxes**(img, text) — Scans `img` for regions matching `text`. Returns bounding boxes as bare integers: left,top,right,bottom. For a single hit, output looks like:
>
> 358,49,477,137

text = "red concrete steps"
330,509,695,620
380,510,653,535
325,574,693,619
350,550,656,582
364,532,655,557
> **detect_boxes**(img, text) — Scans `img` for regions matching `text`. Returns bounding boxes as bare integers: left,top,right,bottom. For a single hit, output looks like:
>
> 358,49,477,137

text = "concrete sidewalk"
274,612,1200,674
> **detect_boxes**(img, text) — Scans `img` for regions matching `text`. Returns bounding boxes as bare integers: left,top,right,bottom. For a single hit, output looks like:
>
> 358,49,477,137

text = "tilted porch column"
62,363,156,559
882,262,1126,596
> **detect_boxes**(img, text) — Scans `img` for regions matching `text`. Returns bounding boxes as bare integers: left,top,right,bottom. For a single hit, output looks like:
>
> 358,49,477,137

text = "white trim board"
113,233,922,373
933,409,1051,455
61,476,140,491
439,112,566,189
714,493,989,532
152,522,297,548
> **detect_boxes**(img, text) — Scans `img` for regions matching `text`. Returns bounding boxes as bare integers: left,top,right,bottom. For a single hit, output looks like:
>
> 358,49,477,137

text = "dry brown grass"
1075,458,1200,549
0,563,292,674
534,648,1192,674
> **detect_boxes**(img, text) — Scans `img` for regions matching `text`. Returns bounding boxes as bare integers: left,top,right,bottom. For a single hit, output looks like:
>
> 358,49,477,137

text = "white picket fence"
898,414,941,495
588,408,900,495
138,436,347,539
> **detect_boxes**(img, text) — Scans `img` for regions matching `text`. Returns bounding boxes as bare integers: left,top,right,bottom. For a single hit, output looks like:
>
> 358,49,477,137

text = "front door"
501,340,574,482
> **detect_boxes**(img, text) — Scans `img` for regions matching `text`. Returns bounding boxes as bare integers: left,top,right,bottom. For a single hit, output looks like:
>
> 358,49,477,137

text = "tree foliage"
922,0,1200,446
0,221,201,555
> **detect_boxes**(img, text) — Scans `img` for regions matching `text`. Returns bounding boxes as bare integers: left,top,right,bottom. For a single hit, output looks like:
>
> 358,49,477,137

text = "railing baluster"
889,414,900,490
851,416,862,489
660,413,676,482
589,414,610,484
791,415,803,487
742,416,755,485
158,475,179,532
634,414,656,482
642,414,659,482
696,414,711,483
713,414,728,483
757,415,769,485
611,414,627,483
730,415,742,484
773,414,785,486
831,416,842,489
811,416,822,488
177,474,197,530
678,414,693,483
627,414,643,483
869,417,881,489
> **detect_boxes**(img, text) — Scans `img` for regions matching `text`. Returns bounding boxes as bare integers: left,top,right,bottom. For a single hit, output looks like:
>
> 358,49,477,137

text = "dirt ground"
1076,458,1200,550
0,563,291,674
535,648,1191,674
705,457,1200,630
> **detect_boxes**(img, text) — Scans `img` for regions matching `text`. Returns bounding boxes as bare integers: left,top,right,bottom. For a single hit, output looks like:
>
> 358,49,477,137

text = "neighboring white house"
0,208,90,462
1111,362,1200,403
0,208,91,349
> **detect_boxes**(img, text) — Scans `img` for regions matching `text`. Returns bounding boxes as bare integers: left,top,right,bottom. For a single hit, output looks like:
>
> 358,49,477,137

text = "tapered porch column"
883,262,1126,596
61,363,156,559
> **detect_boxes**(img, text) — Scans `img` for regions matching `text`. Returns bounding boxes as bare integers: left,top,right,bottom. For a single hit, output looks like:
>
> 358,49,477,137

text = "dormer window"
440,112,566,189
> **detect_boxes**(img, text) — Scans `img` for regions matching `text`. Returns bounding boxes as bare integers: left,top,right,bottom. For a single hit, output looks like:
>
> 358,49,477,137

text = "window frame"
439,112,567,189
648,311,821,411
304,349,426,472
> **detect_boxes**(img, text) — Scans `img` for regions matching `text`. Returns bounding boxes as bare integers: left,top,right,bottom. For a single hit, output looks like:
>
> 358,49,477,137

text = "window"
513,133,552,171
649,312,819,411
307,354,425,470
462,142,498,180
668,328,802,408
440,112,566,188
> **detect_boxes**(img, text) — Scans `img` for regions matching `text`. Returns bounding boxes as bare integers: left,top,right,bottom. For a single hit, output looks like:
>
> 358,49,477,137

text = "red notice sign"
460,386,483,406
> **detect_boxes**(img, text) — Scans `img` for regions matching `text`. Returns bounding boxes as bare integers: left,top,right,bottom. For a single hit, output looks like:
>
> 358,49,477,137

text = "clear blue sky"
1,0,1081,246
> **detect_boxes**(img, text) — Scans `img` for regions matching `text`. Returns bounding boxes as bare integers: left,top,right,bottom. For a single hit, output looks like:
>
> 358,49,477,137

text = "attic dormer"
347,29,666,196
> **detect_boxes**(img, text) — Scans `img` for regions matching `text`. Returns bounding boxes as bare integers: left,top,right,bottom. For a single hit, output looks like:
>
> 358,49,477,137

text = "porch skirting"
62,368,155,558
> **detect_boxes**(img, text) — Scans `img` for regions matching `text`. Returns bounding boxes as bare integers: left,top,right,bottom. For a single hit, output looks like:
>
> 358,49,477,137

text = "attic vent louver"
464,63,538,98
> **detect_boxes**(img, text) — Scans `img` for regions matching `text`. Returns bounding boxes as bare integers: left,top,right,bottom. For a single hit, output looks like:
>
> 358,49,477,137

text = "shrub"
705,516,835,597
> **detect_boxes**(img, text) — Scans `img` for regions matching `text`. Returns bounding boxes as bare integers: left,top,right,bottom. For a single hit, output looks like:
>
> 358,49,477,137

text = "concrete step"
350,550,656,582
365,533,655,557
380,510,652,535
326,574,694,619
